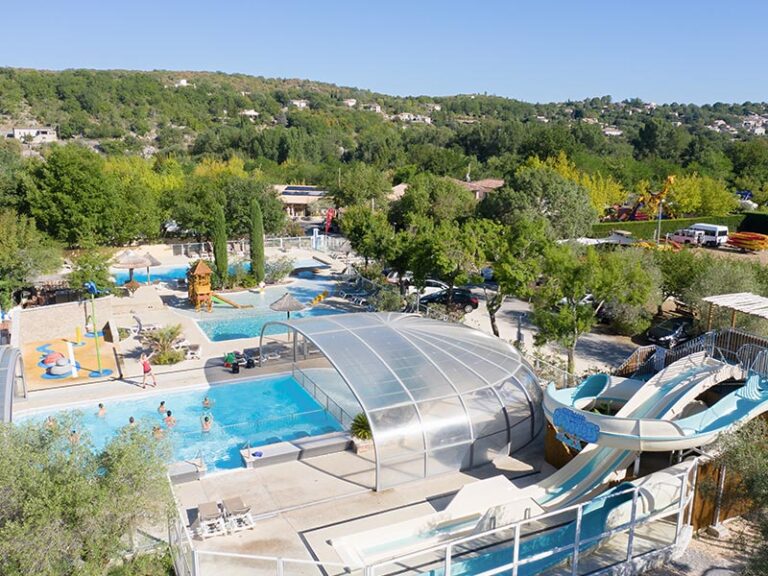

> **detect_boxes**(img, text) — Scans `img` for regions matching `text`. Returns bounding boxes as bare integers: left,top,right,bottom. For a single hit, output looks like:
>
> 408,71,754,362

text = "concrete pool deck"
178,435,549,576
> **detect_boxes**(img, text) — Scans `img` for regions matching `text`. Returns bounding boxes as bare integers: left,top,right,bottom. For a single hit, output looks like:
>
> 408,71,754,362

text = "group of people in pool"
48,395,217,444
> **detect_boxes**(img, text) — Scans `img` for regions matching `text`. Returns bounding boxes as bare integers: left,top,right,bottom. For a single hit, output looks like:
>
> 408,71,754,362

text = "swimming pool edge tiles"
12,370,297,418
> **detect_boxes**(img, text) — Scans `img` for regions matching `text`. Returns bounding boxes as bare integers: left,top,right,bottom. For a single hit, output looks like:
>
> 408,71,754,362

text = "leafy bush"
143,324,184,365
369,286,404,311
264,257,294,284
282,221,305,237
351,413,372,441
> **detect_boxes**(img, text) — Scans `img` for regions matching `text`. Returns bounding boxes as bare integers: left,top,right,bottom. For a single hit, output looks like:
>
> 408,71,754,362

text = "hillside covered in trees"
2,67,768,199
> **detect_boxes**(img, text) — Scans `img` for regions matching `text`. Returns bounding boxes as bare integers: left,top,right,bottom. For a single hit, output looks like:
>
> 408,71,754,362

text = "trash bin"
232,362,240,374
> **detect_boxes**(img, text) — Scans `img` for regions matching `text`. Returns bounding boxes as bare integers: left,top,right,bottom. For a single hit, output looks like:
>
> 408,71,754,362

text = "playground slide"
211,292,253,309
332,353,740,568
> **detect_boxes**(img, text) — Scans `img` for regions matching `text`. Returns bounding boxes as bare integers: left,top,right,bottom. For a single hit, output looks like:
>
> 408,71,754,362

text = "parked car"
689,223,729,247
409,279,450,296
419,289,479,314
386,270,413,285
667,228,705,245
646,316,695,348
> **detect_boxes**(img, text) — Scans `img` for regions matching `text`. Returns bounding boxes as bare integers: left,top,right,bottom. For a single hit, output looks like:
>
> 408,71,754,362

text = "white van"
689,223,729,247
668,228,705,245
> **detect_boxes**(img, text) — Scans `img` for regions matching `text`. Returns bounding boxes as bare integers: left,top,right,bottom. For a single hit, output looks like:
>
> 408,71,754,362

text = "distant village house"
11,126,58,145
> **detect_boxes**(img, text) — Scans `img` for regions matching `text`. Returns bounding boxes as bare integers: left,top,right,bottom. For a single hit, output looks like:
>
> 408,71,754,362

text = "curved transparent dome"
262,312,543,489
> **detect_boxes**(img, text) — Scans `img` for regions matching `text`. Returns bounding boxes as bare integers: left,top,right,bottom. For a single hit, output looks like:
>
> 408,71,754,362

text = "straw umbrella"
142,252,162,285
111,250,151,285
269,292,306,362
269,292,305,319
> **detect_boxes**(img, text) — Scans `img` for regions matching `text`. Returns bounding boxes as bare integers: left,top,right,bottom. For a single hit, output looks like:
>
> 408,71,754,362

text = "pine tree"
212,204,228,287
249,198,265,283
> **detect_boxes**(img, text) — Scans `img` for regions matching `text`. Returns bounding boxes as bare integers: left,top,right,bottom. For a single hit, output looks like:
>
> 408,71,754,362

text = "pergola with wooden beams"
702,292,768,330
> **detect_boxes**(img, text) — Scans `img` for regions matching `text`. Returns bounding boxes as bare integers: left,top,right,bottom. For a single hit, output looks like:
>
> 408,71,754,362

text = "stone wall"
18,296,115,344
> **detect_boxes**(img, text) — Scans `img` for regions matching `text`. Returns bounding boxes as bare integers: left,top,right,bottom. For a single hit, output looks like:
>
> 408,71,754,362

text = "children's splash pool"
176,275,346,342
17,374,344,473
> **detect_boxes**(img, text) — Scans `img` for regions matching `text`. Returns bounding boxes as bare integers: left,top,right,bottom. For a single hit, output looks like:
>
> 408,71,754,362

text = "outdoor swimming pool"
198,307,343,341
17,374,344,473
110,258,329,285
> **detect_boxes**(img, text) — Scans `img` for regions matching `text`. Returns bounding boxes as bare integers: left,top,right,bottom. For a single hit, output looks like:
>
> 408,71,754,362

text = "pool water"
18,374,343,473
111,258,329,285
198,306,343,341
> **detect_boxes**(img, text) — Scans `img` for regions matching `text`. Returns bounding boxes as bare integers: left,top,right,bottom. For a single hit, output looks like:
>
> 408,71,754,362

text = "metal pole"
675,473,687,540
655,199,664,244
626,487,639,561
90,292,103,375
511,523,521,576
444,544,453,576
571,505,583,576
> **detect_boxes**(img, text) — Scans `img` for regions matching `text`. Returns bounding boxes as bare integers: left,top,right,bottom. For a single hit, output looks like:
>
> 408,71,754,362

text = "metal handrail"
366,462,698,576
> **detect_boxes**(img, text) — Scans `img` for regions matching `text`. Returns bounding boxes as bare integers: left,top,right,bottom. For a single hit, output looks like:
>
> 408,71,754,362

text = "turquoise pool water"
18,374,343,473
198,306,343,341
111,258,329,285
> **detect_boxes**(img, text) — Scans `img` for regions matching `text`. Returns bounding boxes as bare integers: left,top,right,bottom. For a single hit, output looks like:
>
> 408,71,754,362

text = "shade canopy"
111,250,152,270
269,293,306,313
142,252,162,268
260,312,543,490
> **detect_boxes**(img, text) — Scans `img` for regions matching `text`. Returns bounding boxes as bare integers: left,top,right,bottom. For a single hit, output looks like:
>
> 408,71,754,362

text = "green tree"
0,417,172,576
0,210,60,309
212,204,228,287
487,216,553,337
249,197,265,283
532,245,656,375
67,243,114,295
26,145,123,246
328,162,391,207
654,249,707,310
340,206,394,266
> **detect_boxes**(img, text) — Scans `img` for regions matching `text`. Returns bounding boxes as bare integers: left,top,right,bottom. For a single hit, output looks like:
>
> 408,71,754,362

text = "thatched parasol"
269,292,305,319
142,252,162,284
112,250,152,284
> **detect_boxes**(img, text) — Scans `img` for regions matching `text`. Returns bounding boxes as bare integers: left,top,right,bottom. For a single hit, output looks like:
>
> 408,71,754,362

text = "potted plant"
351,413,374,454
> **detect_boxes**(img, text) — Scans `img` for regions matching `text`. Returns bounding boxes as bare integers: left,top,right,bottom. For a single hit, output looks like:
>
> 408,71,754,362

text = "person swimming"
164,410,176,428
44,415,57,430
152,425,164,439
202,396,212,409
157,401,166,414
69,430,80,445
201,414,213,433
97,403,106,417
128,416,136,427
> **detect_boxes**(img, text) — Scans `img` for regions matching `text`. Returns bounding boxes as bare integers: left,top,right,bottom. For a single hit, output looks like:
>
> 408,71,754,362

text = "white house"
174,78,189,88
11,127,58,145
274,184,329,218
363,103,382,114
753,126,766,136
603,127,623,137
239,109,260,119
342,98,357,108
290,99,309,110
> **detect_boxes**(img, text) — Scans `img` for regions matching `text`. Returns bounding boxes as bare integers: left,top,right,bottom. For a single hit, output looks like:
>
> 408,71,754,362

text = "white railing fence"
364,462,698,576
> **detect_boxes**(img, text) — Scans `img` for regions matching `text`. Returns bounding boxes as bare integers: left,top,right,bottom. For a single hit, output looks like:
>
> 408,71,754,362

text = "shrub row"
591,215,746,240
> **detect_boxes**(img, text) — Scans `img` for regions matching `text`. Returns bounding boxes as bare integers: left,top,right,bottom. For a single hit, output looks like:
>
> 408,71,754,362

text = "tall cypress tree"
249,198,265,283
212,204,228,287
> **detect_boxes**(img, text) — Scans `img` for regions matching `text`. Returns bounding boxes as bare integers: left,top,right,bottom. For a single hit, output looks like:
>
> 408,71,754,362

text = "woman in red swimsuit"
140,353,157,389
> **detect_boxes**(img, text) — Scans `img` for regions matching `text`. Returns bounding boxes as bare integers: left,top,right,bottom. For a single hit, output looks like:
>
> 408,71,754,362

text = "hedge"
591,215,746,240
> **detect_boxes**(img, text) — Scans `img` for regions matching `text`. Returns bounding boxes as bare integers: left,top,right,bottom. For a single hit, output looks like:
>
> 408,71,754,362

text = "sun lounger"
185,345,201,361
194,501,227,540
222,496,254,533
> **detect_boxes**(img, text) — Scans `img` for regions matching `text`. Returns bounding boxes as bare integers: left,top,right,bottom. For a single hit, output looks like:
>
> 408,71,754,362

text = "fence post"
192,550,201,576
444,543,453,576
675,473,687,540
512,523,521,576
571,505,583,575
626,487,639,561
276,558,284,576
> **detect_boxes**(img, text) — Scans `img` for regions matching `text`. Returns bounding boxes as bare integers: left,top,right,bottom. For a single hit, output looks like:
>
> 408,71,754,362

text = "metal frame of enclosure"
0,346,26,422
259,313,544,491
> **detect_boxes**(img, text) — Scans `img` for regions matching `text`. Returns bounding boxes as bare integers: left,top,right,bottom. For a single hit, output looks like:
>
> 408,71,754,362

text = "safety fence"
170,234,349,259
292,364,355,429
364,462,698,576
170,460,698,576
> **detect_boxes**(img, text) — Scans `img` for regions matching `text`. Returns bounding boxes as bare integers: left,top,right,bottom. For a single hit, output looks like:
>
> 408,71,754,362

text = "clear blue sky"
2,0,766,104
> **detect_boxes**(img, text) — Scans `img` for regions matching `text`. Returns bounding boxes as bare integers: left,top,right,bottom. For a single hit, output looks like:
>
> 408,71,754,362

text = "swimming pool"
110,258,330,285
198,306,343,341
17,374,344,473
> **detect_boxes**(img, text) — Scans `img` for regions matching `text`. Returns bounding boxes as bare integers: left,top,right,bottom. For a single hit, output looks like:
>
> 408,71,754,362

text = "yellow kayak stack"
727,232,768,252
